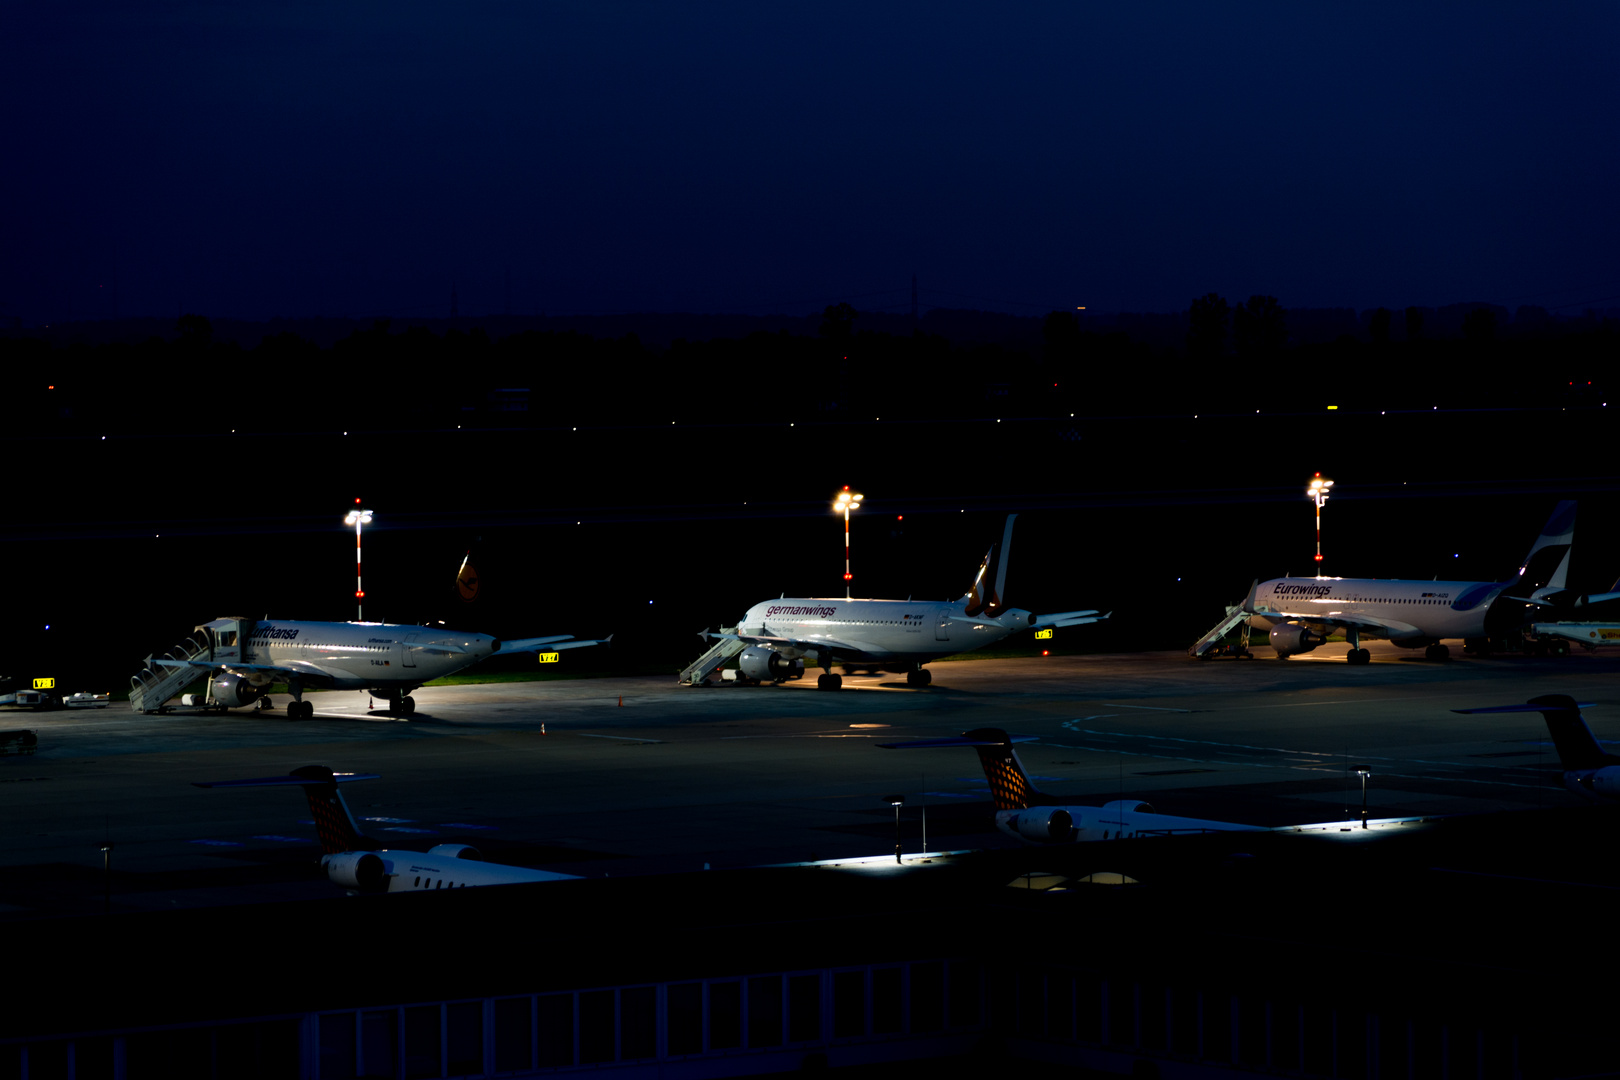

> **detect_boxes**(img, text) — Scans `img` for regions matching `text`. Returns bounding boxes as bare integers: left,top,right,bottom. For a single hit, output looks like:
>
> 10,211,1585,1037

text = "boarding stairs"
1189,603,1253,659
129,631,216,713
679,627,744,685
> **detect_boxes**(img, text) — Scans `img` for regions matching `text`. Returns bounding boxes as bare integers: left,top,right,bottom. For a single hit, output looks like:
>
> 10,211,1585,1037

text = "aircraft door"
936,615,951,642
401,634,418,669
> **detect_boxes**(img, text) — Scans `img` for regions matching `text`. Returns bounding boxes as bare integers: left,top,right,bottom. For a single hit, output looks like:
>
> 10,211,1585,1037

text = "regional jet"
1240,501,1577,664
194,766,580,892
881,729,1264,842
1455,695,1620,802
703,515,1105,690
134,617,606,717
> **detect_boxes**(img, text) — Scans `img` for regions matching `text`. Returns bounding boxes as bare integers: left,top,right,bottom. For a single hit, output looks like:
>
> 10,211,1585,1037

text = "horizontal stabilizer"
877,734,1038,750
194,771,379,789
497,635,611,653
1032,609,1106,629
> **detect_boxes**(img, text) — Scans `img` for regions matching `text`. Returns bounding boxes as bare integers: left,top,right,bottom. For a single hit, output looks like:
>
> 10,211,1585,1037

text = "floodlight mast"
343,500,374,621
834,487,863,600
1307,474,1334,569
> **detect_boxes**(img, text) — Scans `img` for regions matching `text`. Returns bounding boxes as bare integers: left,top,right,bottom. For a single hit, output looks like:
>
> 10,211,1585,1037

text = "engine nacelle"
1572,766,1620,801
324,851,390,892
1102,799,1154,814
425,843,482,861
1269,623,1327,657
738,646,804,682
211,671,265,708
1006,808,1075,843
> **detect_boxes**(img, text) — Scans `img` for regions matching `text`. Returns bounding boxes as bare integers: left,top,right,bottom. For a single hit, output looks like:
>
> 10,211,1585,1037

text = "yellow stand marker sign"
33,677,55,690
1034,629,1054,641
538,652,561,664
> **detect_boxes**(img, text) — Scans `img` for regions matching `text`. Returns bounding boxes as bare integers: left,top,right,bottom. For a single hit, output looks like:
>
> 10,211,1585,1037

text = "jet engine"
1006,808,1076,843
324,851,390,892
211,671,266,708
738,646,804,682
1269,623,1327,657
1574,766,1620,800
425,844,482,861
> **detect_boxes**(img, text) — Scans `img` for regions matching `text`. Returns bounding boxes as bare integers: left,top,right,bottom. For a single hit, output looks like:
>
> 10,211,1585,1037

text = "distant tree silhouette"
175,313,213,348
819,302,857,342
1404,306,1425,341
1187,293,1229,359
1232,295,1286,358
1461,306,1497,345
1369,307,1392,345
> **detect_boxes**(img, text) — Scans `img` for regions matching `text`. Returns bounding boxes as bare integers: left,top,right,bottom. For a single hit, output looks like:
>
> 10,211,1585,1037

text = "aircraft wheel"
1425,643,1450,662
906,669,932,686
1347,648,1370,665
816,673,842,691
401,695,416,715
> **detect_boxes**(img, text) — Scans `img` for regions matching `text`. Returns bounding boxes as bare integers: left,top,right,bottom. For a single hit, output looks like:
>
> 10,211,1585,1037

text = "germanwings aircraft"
707,515,1105,690
882,729,1265,842
194,766,579,892
1456,694,1620,801
1243,501,1577,664
139,616,605,717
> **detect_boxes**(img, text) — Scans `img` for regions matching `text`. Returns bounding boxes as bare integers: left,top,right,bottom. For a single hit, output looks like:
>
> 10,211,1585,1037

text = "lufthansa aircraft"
709,515,1105,689
1456,695,1620,802
194,766,579,892
1244,501,1576,663
140,616,605,717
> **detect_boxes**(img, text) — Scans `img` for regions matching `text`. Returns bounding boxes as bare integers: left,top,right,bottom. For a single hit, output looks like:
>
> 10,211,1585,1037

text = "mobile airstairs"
129,618,252,713
1188,603,1254,659
678,628,744,685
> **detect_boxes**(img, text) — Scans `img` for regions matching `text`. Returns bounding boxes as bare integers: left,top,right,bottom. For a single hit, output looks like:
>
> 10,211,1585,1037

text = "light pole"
834,487,863,599
1307,473,1334,568
884,793,905,863
1352,764,1371,828
344,501,373,621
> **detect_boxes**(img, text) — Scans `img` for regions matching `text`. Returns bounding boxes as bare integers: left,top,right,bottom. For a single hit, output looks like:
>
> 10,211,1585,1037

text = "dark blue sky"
8,3,1618,323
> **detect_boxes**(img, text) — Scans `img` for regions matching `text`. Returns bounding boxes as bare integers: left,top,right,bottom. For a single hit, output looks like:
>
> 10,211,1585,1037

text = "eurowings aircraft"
1243,501,1577,664
882,728,1435,841
142,616,605,717
881,729,1265,842
1455,694,1620,801
707,515,1105,690
194,766,580,892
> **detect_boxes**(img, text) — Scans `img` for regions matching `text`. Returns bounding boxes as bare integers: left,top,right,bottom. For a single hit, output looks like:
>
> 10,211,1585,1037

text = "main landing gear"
1345,628,1370,665
906,667,932,687
367,693,417,715
816,673,842,691
1425,643,1451,662
287,700,315,720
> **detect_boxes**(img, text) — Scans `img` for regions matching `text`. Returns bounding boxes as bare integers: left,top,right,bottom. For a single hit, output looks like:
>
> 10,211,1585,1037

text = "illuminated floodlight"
833,487,864,599
1306,473,1334,567
344,501,374,620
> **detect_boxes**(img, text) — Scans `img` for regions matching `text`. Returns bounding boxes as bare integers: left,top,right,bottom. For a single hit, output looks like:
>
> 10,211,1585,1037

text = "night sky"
9,3,1619,324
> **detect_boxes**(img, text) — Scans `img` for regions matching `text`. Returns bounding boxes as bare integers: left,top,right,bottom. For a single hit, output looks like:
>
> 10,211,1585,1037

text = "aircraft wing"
153,657,349,686
498,635,611,653
1249,606,1422,638
1032,609,1108,628
705,630,875,657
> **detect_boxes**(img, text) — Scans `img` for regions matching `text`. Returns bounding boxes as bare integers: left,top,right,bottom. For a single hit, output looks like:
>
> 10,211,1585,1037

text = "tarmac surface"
3,639,1618,918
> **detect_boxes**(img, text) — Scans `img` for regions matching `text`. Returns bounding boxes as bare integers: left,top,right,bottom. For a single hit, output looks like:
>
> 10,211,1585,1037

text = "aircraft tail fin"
193,766,379,855
1453,695,1612,771
963,515,1016,617
1514,501,1576,591
877,727,1043,810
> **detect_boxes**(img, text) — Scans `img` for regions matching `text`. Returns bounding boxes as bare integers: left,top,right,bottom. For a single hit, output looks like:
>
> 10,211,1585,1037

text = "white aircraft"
138,616,606,717
194,766,580,892
1242,501,1577,664
706,515,1105,689
1455,694,1620,801
880,728,1265,842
